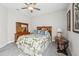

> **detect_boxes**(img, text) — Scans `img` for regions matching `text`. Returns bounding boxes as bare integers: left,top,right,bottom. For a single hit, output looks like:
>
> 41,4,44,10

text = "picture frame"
67,10,71,31
72,3,79,33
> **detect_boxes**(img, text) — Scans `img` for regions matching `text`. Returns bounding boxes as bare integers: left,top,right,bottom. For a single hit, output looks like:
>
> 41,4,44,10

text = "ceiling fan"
21,3,40,13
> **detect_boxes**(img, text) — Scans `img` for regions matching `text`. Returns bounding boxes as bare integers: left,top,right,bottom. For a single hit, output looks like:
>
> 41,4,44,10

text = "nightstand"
55,36,69,55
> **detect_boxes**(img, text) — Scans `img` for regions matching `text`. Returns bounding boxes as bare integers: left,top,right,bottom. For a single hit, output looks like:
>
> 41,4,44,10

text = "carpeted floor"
0,42,70,56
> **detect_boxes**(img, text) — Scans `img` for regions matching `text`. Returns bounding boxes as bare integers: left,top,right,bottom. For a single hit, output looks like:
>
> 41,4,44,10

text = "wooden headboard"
16,22,28,33
15,22,29,42
37,26,52,36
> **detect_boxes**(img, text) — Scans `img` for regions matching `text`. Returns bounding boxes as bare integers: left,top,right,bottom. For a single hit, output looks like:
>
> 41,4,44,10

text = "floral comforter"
16,34,51,56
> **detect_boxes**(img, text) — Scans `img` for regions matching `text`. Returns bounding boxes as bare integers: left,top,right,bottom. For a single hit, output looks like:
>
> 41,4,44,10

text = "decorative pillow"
32,30,45,35
38,30,45,35
32,30,38,34
40,30,45,35
37,30,41,34
45,31,50,36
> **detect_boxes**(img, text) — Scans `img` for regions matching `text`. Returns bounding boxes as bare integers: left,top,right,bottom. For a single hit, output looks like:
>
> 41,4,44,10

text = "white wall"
31,10,67,41
0,4,8,48
67,4,79,56
0,4,31,48
7,9,31,43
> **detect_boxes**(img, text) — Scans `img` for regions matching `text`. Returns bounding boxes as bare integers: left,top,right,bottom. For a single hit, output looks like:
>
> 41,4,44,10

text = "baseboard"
0,40,14,49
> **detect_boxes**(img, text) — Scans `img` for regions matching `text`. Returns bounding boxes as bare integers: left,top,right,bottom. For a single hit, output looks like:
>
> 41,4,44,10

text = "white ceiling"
1,3,69,16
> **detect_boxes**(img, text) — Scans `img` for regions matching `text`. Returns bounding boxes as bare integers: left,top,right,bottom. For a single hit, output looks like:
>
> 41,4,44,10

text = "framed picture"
72,3,79,33
67,10,71,31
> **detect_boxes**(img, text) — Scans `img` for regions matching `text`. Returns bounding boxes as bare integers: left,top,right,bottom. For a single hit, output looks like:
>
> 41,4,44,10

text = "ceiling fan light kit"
28,7,33,10
21,3,40,13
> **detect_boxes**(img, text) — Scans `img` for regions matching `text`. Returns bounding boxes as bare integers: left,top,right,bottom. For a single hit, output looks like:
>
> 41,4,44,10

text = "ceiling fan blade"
21,7,28,9
24,3,29,5
29,3,32,5
25,3,36,5
33,3,36,5
33,7,40,11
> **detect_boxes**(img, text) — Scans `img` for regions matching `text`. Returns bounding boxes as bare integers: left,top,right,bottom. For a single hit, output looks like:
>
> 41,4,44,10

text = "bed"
15,23,52,56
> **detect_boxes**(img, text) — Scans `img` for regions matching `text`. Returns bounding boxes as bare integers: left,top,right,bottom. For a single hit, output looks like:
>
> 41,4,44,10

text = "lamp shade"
57,28,62,33
28,7,33,10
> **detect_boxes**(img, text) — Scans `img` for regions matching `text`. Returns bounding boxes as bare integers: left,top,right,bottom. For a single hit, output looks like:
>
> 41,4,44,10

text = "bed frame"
15,24,52,42
37,26,52,36
15,22,29,42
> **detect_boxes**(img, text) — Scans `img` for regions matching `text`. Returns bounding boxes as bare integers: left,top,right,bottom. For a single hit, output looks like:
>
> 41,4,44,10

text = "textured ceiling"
1,3,69,16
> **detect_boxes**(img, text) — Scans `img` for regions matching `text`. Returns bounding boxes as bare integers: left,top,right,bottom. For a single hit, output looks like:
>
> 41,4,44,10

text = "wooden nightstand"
55,36,69,55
